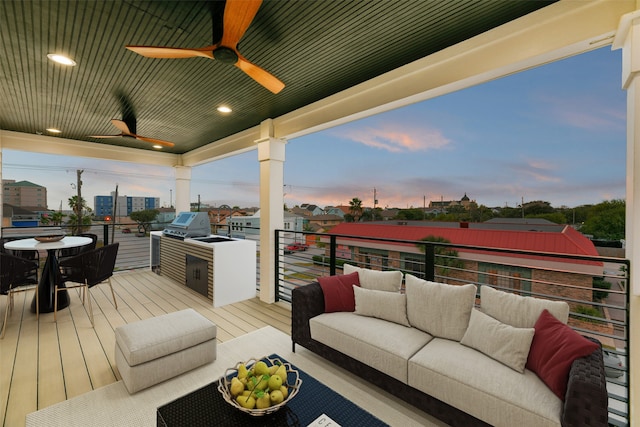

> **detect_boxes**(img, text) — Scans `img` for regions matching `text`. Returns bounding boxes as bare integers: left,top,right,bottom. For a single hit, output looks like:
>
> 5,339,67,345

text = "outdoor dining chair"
1,252,40,339
1,237,40,283
54,243,119,327
57,233,98,263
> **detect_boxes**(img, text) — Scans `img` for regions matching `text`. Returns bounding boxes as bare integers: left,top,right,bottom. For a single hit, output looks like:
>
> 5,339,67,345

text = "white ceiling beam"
0,130,180,167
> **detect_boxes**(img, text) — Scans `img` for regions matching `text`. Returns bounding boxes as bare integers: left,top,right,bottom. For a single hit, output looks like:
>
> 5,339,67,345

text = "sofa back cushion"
461,308,535,373
405,274,476,341
318,272,360,312
481,285,569,328
353,285,410,326
343,264,402,292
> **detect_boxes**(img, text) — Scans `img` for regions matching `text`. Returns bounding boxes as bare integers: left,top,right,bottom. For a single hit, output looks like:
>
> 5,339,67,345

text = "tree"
349,198,363,222
50,211,65,226
579,199,625,240
416,235,464,277
68,195,91,234
130,209,159,236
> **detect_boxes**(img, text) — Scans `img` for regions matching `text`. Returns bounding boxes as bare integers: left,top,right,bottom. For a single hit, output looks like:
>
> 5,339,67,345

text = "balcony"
0,224,631,426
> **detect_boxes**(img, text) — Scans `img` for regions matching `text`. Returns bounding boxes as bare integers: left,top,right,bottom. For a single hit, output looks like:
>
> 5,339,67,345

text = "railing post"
329,235,337,276
424,243,435,281
103,224,109,245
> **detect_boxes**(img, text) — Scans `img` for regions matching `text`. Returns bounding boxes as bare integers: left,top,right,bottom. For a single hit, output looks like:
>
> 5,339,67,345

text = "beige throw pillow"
461,308,535,373
343,264,403,292
353,285,410,327
480,285,570,328
405,274,476,341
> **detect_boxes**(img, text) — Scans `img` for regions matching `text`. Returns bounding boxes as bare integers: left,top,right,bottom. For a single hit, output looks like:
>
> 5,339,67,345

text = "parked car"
284,243,309,254
603,349,624,378
121,227,131,233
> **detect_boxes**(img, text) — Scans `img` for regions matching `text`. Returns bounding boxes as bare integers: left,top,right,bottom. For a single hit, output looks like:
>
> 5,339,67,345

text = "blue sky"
3,46,626,211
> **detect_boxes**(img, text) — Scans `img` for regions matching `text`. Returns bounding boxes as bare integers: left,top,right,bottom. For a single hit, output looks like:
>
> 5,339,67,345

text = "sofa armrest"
291,282,325,351
561,337,608,427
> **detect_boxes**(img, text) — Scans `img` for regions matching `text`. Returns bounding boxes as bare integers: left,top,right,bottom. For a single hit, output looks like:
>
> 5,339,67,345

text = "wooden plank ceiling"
0,0,554,154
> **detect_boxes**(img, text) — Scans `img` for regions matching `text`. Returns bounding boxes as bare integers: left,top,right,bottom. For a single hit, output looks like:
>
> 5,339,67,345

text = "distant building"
2,180,47,208
308,214,343,229
324,206,346,218
291,204,324,217
226,210,304,240
325,222,601,307
429,193,474,211
2,203,40,227
94,192,160,217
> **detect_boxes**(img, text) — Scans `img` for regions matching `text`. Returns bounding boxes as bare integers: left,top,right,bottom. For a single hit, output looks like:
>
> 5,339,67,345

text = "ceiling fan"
89,93,175,148
125,0,284,94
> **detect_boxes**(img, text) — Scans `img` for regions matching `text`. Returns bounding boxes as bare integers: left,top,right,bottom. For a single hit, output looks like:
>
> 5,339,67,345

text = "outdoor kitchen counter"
153,233,257,307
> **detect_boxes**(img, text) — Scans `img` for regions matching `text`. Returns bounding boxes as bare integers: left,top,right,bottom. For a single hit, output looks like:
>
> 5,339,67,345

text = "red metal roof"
327,223,599,257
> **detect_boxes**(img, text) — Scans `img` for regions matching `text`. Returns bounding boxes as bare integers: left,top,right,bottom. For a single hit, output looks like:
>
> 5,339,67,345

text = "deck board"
0,270,292,427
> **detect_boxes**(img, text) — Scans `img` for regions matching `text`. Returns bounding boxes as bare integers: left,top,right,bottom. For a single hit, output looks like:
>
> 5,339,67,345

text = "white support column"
174,166,192,214
613,10,640,423
257,129,286,304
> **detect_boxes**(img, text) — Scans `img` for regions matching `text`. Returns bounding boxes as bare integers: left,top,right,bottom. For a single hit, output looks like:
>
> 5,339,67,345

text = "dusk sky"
2,46,626,212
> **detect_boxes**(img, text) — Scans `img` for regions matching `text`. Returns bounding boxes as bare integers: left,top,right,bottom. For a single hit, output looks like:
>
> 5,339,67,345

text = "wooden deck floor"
0,270,292,427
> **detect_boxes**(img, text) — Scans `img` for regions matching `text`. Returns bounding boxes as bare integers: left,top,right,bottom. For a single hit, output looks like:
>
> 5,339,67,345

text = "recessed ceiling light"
46,128,62,133
47,53,77,66
152,144,163,149
217,105,232,113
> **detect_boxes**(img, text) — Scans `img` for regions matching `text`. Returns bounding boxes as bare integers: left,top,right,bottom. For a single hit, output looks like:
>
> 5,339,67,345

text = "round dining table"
4,236,93,313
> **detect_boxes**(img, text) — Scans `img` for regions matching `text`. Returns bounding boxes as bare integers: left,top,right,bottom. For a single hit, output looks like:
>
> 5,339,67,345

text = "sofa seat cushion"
310,312,432,383
408,338,562,427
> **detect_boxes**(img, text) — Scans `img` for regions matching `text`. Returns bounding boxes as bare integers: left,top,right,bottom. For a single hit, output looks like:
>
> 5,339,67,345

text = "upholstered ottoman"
114,308,217,393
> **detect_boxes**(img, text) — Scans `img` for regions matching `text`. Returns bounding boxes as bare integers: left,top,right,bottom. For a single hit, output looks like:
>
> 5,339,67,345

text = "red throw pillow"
318,272,360,312
526,309,599,400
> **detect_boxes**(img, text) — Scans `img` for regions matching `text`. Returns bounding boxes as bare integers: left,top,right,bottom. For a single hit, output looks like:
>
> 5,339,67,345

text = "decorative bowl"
217,355,302,416
34,234,65,242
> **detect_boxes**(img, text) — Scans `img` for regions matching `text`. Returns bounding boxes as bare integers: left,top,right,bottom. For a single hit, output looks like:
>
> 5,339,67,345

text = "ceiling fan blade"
110,119,133,135
220,0,263,47
134,135,175,148
126,45,216,59
235,53,284,94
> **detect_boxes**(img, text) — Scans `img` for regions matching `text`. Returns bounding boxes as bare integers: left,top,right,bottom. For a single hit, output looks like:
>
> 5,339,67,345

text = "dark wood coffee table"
156,354,388,427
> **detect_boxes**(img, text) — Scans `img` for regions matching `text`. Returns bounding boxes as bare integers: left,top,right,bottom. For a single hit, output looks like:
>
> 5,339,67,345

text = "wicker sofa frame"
291,282,609,427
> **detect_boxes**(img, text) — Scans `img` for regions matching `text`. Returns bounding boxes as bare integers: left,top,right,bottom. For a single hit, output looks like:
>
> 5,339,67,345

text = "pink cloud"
339,125,450,153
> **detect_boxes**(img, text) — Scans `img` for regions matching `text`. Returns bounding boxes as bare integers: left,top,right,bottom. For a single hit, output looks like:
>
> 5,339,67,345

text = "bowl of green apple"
218,356,302,416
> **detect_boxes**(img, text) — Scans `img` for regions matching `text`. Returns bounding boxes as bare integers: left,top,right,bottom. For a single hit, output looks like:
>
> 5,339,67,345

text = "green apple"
270,389,284,405
267,374,283,391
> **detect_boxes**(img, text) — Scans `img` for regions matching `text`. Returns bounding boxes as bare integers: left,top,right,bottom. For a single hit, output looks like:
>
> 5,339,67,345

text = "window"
479,263,531,294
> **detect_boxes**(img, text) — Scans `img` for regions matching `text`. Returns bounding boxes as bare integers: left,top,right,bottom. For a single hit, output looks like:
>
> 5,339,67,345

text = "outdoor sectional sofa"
291,264,608,427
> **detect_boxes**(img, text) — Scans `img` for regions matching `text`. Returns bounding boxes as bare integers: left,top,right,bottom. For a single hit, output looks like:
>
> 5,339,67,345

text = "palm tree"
349,197,363,222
